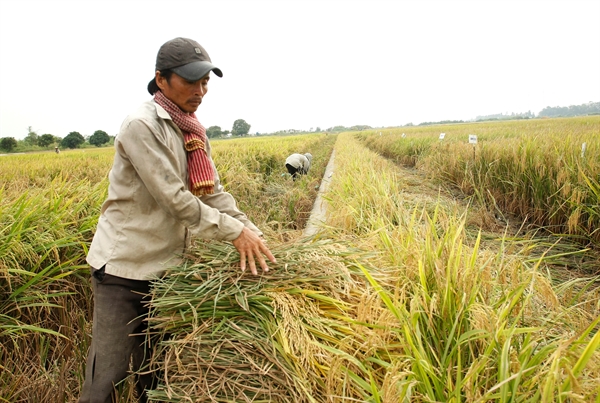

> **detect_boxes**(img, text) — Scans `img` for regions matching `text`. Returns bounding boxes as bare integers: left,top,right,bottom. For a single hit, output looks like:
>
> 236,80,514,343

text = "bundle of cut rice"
145,239,385,403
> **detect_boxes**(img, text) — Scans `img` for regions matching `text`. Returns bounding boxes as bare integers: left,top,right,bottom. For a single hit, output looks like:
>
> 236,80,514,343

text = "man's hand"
232,227,276,275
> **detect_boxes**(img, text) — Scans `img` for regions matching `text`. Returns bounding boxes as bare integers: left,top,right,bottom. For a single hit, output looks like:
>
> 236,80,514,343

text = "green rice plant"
323,132,600,402
0,168,106,402
0,176,106,330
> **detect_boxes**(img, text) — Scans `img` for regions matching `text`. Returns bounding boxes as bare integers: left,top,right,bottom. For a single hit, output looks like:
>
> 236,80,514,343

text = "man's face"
156,71,210,113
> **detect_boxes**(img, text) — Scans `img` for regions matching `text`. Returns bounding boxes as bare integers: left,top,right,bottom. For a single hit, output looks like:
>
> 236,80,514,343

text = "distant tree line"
475,102,599,122
0,127,113,153
1,118,255,153
262,125,373,136
5,100,597,153
476,111,535,121
205,119,371,138
325,125,372,132
205,118,253,138
418,119,465,126
268,127,322,136
538,101,599,118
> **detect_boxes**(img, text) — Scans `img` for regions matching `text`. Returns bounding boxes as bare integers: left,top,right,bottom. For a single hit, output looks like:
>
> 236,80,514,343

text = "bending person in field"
79,37,276,403
285,152,312,180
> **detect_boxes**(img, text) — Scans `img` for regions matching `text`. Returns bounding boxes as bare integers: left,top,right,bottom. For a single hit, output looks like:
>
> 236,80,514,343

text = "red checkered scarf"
154,90,215,195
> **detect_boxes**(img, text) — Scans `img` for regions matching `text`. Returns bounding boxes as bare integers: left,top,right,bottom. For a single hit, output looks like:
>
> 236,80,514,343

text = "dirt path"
393,163,600,281
303,150,335,237
303,148,503,238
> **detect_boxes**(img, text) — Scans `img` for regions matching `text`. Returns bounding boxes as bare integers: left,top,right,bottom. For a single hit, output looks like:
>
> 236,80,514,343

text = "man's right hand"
232,227,276,275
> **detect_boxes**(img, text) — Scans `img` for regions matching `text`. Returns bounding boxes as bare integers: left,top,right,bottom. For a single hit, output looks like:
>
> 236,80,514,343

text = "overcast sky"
1,0,599,139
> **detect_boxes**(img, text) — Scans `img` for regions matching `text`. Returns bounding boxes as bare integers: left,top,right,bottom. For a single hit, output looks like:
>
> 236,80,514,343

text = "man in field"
285,152,312,180
79,37,276,403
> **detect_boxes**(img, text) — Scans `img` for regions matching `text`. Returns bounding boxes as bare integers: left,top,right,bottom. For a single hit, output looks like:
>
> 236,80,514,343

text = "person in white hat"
285,152,312,180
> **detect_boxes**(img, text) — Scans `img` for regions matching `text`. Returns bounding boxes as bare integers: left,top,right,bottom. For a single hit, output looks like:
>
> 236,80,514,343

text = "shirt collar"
154,101,172,120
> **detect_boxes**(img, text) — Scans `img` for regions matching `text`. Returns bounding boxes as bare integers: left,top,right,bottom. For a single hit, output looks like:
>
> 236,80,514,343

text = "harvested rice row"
146,240,386,402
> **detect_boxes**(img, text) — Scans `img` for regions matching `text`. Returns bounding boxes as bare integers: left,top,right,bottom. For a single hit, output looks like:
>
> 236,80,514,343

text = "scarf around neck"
154,90,215,195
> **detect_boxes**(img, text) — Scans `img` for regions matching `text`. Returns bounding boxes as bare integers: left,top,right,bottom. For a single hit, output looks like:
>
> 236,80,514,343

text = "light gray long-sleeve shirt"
285,153,310,173
87,100,261,280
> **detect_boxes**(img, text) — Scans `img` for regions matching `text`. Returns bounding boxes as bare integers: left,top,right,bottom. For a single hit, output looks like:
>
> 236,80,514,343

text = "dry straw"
145,239,385,402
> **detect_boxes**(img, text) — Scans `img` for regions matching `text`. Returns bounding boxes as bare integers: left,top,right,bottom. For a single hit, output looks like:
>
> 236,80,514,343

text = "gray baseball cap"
148,37,223,95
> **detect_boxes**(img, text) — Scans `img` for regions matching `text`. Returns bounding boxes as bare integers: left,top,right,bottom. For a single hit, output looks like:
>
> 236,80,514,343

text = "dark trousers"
79,267,155,403
286,163,301,180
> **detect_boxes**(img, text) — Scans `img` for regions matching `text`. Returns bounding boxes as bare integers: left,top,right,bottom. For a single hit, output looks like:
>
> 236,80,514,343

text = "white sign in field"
439,133,445,140
469,134,477,144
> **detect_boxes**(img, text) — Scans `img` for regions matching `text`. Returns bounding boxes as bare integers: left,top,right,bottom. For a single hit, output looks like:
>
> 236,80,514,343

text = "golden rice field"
1,119,599,403
356,116,600,247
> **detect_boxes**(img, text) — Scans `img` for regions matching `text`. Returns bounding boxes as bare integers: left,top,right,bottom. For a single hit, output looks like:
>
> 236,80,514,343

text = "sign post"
469,134,477,159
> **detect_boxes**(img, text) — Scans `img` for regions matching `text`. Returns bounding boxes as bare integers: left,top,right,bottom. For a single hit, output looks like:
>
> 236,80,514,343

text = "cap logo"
195,48,202,54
